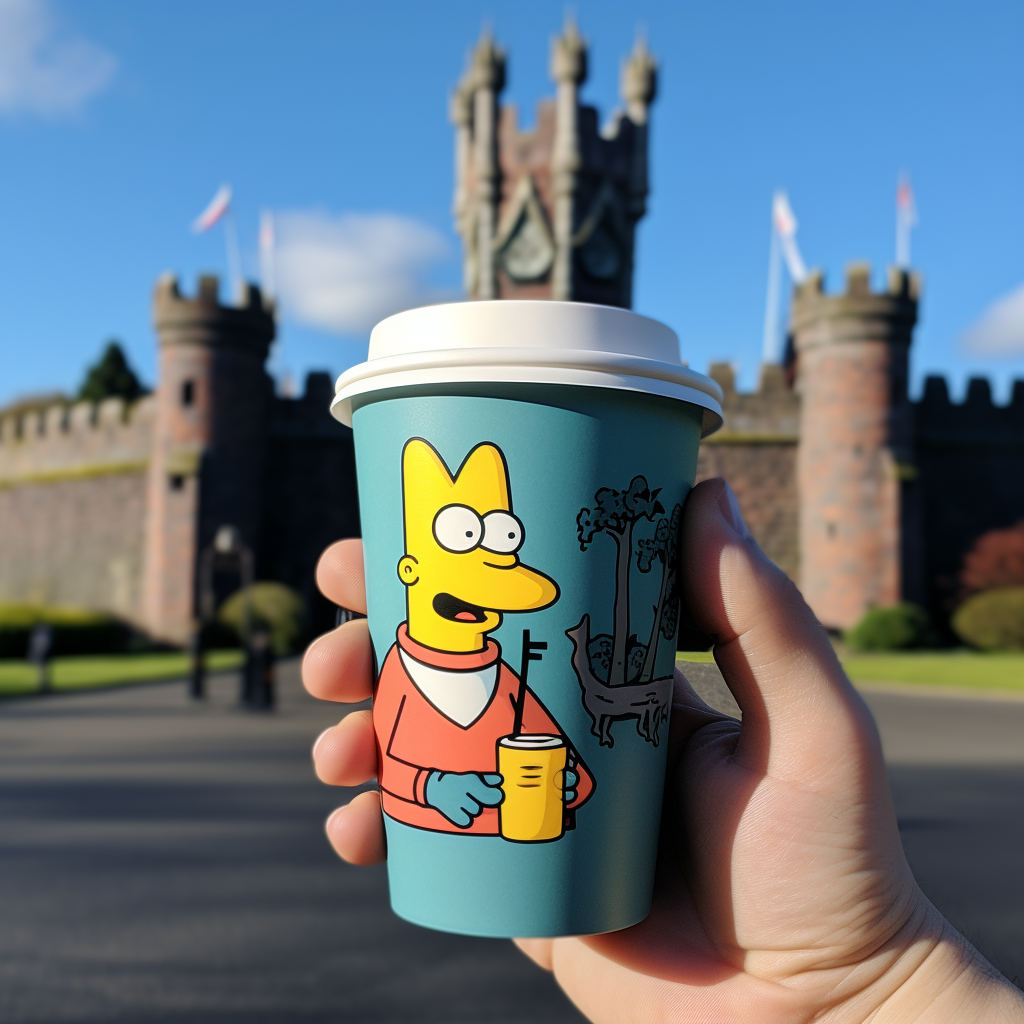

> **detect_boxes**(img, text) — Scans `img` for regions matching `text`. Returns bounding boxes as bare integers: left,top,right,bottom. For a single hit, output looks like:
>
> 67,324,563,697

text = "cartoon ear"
402,438,455,507
453,443,510,511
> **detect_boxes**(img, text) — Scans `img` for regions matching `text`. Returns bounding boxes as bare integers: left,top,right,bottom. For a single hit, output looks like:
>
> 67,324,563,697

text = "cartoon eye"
433,505,483,553
481,511,524,554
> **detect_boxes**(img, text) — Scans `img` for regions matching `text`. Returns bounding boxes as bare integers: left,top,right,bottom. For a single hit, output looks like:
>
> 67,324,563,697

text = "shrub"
952,587,1024,651
959,520,1024,598
844,603,933,651
218,582,306,655
0,604,134,658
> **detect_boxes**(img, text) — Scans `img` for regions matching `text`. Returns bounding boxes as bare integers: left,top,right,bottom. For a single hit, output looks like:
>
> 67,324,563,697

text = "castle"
0,277,358,643
0,25,1021,642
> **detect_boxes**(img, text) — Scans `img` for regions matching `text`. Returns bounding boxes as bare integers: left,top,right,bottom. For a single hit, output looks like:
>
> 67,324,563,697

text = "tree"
635,502,681,682
577,476,664,687
78,341,147,403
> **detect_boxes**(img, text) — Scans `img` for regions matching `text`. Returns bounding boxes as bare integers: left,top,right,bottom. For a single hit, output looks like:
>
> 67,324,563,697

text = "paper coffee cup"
332,300,722,938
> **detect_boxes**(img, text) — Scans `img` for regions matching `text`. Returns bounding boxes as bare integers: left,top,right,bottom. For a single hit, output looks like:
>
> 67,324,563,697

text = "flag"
896,175,917,268
191,184,232,234
897,176,918,227
772,190,807,283
772,190,798,239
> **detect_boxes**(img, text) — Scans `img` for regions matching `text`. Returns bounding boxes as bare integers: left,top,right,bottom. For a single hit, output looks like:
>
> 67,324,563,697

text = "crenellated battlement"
790,262,920,346
153,273,275,355
270,372,352,439
0,395,155,484
704,361,799,442
916,373,1024,446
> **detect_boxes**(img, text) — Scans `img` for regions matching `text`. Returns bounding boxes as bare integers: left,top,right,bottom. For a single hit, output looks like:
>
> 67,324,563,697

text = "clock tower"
451,23,656,308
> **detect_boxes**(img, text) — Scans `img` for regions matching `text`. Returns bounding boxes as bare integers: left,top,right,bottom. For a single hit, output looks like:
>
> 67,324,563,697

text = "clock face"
501,212,554,282
579,222,621,281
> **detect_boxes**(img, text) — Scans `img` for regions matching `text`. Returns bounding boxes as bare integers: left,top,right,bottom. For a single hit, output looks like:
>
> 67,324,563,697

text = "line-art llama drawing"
566,476,681,748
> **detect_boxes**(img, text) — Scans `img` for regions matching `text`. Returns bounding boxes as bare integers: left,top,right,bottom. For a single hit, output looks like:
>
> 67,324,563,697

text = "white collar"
399,647,499,729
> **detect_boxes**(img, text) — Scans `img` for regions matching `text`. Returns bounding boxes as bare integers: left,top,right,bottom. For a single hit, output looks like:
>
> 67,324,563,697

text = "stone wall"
0,469,148,615
913,375,1024,619
262,373,361,637
0,395,154,616
696,441,800,580
695,361,801,579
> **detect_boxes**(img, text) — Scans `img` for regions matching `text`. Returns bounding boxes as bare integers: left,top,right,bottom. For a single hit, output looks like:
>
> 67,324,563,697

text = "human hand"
302,483,1023,1024
424,770,504,827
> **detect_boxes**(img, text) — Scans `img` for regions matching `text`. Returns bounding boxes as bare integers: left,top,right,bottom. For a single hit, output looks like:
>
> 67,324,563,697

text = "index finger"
316,538,367,614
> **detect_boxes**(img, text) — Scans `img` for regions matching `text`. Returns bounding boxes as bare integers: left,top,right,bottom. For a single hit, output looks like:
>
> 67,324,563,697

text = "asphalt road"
1,662,1021,1023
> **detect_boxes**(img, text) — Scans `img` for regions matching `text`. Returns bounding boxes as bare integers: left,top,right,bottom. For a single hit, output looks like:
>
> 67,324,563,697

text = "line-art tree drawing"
635,502,681,684
576,477,664,687
567,476,682,748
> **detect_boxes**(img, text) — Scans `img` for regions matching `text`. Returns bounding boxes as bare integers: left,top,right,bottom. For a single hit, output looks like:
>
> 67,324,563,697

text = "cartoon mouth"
433,593,488,623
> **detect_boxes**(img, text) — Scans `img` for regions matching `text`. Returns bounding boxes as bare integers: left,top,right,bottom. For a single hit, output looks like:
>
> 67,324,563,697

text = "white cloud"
273,210,454,335
961,284,1024,358
0,0,116,118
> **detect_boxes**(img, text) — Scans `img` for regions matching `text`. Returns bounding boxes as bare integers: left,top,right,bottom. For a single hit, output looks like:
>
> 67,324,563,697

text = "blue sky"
1,0,1022,407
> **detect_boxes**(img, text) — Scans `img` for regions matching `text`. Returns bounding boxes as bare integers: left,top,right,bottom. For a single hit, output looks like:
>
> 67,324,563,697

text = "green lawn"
679,649,1024,691
0,649,244,697
840,651,1024,691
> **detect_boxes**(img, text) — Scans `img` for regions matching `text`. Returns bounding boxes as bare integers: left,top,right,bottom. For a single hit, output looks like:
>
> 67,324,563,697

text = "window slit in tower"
181,380,195,407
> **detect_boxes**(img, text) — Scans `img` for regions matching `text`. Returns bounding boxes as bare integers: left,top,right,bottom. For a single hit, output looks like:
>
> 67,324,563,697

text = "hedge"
844,603,934,652
0,604,134,658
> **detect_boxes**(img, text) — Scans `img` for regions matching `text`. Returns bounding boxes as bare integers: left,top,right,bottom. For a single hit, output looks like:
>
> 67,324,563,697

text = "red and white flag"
897,176,917,226
896,175,917,268
772,190,798,239
772,190,807,283
191,184,232,234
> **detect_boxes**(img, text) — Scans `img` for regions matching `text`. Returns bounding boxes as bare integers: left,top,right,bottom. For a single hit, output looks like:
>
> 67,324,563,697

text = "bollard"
28,622,54,694
187,622,205,700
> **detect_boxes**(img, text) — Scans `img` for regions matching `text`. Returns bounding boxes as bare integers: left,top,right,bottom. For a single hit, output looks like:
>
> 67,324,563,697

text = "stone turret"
451,23,656,307
790,263,920,630
141,274,275,642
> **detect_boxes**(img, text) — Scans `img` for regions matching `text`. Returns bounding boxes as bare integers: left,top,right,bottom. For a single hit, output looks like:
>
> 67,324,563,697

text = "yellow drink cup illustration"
498,735,567,842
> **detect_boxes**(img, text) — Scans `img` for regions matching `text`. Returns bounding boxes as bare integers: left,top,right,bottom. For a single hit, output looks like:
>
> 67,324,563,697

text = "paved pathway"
1,662,1021,1022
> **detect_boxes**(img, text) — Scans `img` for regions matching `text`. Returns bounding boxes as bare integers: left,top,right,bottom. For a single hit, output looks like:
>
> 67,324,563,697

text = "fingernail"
717,482,750,540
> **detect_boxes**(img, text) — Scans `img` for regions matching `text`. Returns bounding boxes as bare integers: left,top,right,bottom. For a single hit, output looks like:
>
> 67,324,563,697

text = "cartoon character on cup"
373,438,595,841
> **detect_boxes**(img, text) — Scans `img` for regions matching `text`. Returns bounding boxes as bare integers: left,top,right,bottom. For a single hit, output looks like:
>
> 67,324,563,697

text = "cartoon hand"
424,771,504,828
563,768,579,804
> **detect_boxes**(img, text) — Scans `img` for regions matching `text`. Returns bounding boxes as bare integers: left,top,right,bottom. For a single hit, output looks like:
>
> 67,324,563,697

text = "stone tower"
141,275,275,642
790,263,920,630
451,24,656,307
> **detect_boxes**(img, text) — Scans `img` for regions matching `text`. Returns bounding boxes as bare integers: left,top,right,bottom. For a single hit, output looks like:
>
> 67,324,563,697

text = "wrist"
833,896,1023,1024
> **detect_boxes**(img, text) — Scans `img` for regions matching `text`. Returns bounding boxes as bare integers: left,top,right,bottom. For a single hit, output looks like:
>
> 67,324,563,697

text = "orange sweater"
374,623,594,834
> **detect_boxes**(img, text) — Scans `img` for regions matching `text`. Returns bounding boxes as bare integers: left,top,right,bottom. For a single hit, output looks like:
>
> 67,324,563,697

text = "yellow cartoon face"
397,439,559,653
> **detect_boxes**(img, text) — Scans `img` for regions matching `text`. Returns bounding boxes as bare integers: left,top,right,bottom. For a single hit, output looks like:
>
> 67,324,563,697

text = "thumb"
473,776,505,805
679,478,881,783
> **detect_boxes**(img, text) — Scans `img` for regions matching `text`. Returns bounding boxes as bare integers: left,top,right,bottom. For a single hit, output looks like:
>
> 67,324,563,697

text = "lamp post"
196,524,254,702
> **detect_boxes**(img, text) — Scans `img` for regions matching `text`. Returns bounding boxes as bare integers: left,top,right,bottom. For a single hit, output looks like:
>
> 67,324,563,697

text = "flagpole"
224,207,243,302
761,219,782,364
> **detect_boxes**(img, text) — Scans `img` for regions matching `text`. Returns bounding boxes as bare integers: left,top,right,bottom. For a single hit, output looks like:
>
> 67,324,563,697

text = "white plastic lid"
331,300,723,436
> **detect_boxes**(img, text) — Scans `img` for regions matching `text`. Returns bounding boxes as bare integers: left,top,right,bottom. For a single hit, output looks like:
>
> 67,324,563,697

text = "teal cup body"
332,302,722,938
